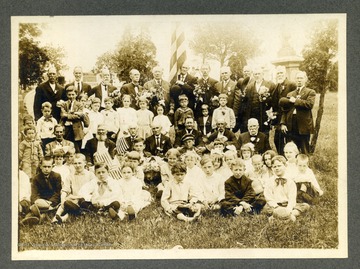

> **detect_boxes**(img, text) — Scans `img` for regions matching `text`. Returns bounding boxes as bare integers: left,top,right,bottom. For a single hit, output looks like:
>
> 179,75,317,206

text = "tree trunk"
310,89,326,153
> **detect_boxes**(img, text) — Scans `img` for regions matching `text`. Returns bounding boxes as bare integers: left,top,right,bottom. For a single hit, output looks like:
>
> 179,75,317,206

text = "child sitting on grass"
183,151,202,180
293,154,323,205
262,150,276,178
52,149,71,184
118,163,152,220
198,156,224,210
78,162,125,221
220,158,256,217
239,143,255,176
283,142,299,177
53,153,97,223
158,148,181,198
263,155,310,222
247,154,267,214
161,162,202,222
21,157,61,226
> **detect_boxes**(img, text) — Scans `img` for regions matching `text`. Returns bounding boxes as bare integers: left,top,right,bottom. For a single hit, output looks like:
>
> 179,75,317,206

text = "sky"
14,14,343,81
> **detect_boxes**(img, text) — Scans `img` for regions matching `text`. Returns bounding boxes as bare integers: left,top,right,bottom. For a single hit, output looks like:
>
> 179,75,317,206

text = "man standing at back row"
271,66,297,155
279,71,315,154
65,66,92,97
33,66,65,122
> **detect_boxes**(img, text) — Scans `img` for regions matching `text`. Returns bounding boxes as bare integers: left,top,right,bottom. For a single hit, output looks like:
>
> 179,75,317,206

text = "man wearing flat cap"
279,71,315,154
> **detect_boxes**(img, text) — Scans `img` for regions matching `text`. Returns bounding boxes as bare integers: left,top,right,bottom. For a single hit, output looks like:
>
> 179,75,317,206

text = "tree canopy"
300,19,338,153
94,27,158,84
18,23,67,90
300,19,338,92
190,23,261,76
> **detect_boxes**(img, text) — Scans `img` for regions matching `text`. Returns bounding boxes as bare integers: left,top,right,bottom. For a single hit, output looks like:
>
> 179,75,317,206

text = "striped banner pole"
169,23,187,84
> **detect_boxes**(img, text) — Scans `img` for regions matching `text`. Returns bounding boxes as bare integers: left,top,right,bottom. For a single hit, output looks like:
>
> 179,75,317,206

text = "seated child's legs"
292,203,310,217
251,193,266,214
220,201,237,217
34,199,52,210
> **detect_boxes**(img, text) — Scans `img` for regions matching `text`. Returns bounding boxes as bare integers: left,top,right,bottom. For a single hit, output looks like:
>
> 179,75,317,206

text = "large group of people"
18,62,322,226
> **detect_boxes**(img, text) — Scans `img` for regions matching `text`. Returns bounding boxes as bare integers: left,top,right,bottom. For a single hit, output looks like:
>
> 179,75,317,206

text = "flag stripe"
169,23,187,83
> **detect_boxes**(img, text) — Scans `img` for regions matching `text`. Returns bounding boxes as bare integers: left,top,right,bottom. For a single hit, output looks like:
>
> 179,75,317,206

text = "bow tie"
97,181,108,186
275,177,287,186
44,117,53,122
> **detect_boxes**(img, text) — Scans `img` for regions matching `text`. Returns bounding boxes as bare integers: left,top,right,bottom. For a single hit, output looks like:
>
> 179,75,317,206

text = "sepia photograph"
11,14,346,260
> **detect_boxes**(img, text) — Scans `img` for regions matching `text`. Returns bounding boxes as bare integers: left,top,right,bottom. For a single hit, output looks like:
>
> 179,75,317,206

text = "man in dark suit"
60,86,90,152
271,66,297,155
194,63,219,117
280,71,316,154
65,66,92,97
143,66,171,113
145,123,172,157
45,125,75,157
84,125,117,166
170,62,197,110
120,69,143,109
88,68,118,110
174,116,202,148
33,66,66,122
214,66,240,120
238,118,270,155
123,124,139,152
208,118,239,149
236,65,254,133
243,66,276,133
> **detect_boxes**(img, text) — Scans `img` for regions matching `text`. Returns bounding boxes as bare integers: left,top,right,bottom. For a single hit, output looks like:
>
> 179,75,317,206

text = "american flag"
93,151,122,180
169,23,187,84
116,136,129,155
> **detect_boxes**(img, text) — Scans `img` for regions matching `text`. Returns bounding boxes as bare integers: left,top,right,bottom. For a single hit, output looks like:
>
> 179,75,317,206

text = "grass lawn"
17,92,339,251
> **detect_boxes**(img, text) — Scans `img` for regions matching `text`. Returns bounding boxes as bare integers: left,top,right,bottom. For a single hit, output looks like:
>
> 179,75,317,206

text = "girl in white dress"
117,94,137,137
118,163,152,220
152,104,172,136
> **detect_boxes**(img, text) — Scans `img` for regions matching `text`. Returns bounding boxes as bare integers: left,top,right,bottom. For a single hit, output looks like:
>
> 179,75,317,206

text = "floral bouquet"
258,86,270,102
143,156,162,186
194,83,209,103
264,107,277,126
210,95,220,108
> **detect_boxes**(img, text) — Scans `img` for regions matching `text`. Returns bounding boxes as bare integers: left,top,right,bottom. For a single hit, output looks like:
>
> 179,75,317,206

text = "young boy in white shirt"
161,162,202,222
293,154,323,205
263,155,310,222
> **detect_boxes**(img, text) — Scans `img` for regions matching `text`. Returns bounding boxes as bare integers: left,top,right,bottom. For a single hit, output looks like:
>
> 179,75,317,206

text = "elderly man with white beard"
238,118,270,155
84,124,117,166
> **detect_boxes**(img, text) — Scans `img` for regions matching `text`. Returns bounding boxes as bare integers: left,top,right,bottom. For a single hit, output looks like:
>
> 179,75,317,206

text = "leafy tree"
300,19,338,153
19,23,48,90
94,27,158,84
43,45,68,74
19,23,68,90
190,23,260,67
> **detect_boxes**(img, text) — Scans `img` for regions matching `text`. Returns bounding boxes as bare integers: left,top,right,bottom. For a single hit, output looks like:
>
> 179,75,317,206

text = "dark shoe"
30,204,41,218
21,216,39,226
127,205,136,221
